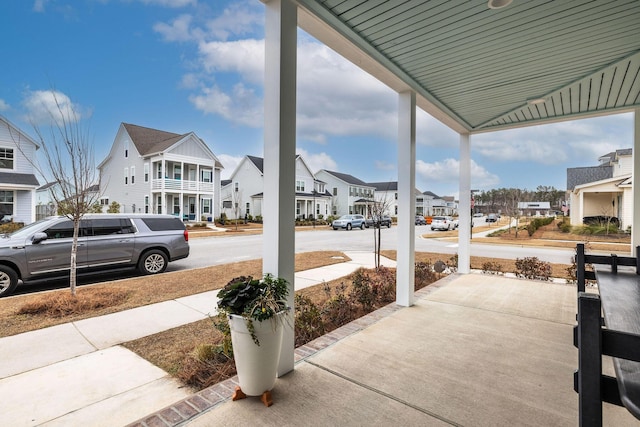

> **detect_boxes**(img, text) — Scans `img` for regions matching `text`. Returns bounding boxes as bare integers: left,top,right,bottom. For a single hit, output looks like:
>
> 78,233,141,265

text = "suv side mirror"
32,232,48,244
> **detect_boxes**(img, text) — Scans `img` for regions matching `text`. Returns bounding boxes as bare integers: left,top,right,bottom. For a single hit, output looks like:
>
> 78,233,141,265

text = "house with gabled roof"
98,123,223,220
222,154,332,220
567,148,632,229
0,116,40,223
315,170,375,217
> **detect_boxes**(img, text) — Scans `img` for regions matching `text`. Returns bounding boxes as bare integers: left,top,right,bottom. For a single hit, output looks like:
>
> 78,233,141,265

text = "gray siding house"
98,123,223,221
0,116,40,223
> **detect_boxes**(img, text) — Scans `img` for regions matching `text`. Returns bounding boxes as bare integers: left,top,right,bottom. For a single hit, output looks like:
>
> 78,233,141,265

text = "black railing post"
577,243,586,292
577,292,603,427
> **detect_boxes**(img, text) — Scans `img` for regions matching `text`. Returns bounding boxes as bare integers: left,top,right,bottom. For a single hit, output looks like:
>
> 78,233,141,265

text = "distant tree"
232,187,243,230
107,201,121,213
89,201,103,213
13,90,100,296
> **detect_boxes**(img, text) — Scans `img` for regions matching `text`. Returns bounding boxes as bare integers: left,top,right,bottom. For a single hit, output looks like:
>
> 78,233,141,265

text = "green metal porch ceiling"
295,0,640,134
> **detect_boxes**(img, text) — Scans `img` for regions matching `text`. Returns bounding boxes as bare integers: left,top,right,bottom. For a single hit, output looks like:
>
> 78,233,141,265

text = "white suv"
0,214,189,297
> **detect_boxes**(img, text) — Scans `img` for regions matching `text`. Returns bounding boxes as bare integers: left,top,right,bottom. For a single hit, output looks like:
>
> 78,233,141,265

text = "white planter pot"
228,313,285,396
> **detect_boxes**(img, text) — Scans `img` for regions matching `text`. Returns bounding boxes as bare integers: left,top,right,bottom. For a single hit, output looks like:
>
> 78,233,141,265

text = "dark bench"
574,243,640,426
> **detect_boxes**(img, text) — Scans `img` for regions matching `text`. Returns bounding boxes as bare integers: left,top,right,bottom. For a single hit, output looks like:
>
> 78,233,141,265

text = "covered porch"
162,274,637,426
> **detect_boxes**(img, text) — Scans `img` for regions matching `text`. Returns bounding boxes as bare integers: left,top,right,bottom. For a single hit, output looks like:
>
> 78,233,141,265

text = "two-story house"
567,148,632,229
0,116,40,223
315,170,375,217
98,123,223,221
417,191,452,216
221,155,332,220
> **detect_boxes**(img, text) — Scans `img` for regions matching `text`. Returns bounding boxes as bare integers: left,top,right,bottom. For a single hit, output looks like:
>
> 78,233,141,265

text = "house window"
174,165,181,180
144,195,149,213
245,202,250,215
202,170,212,183
157,163,162,179
316,203,320,215
223,200,232,209
333,187,337,196
157,195,162,214
144,163,149,183
124,168,128,185
296,202,301,215
124,139,129,158
0,190,14,216
130,166,135,185
173,197,180,215
202,198,211,214
395,205,398,215
296,180,305,192
0,148,14,169
395,193,398,200
100,198,109,206
234,182,239,192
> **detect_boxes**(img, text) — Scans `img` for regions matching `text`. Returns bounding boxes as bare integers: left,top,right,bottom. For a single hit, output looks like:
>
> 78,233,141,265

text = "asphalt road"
11,221,575,296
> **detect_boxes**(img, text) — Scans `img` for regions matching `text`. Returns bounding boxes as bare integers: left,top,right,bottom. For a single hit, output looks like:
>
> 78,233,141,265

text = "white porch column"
262,0,297,377
397,91,416,307
458,133,471,273
632,108,640,254
214,167,221,220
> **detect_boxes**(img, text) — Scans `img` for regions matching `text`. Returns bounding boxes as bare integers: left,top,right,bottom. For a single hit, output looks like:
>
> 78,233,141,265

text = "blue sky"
1,0,635,199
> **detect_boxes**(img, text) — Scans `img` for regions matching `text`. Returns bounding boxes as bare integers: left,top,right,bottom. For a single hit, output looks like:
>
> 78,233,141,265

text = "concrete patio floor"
167,274,637,427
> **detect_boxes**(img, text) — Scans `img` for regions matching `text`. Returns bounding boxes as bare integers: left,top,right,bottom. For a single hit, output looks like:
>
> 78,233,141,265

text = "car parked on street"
431,216,455,231
366,215,392,228
332,214,367,230
0,214,190,297
486,213,498,223
415,215,427,225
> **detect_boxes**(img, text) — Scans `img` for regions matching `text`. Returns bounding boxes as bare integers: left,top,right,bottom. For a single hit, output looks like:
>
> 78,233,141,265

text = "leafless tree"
232,187,243,230
368,192,394,270
13,90,100,295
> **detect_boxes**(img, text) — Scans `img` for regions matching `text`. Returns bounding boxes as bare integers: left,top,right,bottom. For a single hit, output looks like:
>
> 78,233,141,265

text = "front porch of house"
149,273,637,426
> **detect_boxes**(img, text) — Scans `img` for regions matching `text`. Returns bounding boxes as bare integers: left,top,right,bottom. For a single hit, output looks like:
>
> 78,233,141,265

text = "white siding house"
315,170,375,217
221,155,331,220
0,116,40,224
98,123,223,221
568,149,632,229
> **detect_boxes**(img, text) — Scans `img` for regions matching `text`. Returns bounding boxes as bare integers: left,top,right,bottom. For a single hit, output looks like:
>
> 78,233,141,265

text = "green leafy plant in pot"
216,274,290,405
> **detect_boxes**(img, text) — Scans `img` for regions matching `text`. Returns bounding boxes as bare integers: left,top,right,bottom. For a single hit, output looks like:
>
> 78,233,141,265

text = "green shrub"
294,294,325,347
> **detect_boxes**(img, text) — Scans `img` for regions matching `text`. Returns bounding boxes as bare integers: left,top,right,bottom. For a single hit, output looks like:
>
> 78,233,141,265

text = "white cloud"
33,0,49,12
296,148,337,174
416,158,500,189
204,1,262,41
153,14,194,42
138,0,196,8
218,153,244,179
197,39,264,83
472,112,634,166
0,99,9,111
21,90,88,126
189,83,261,127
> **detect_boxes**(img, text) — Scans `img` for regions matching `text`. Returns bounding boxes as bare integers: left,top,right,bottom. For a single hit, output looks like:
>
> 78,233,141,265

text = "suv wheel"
0,265,18,297
360,222,365,230
139,250,168,275
346,223,352,230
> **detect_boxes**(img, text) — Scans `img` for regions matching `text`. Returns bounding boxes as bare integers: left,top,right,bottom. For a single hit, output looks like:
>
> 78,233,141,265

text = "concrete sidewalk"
0,251,393,427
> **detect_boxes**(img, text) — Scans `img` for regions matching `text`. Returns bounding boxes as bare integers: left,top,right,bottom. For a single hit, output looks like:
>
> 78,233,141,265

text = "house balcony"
151,179,214,193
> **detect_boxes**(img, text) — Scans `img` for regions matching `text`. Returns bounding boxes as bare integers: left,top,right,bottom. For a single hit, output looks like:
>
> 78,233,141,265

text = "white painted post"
262,0,297,377
632,108,640,254
458,133,471,273
397,91,416,307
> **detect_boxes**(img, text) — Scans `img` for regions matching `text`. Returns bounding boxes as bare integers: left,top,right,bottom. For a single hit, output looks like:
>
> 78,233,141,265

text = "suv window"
141,217,185,231
44,220,76,239
88,218,135,236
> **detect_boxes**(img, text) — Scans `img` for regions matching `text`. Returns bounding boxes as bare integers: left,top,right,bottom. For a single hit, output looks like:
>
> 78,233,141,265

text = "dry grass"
0,251,349,338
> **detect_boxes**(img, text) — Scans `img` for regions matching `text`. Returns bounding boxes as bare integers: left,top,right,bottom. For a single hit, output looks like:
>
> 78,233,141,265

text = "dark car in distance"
415,215,427,225
366,215,392,228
